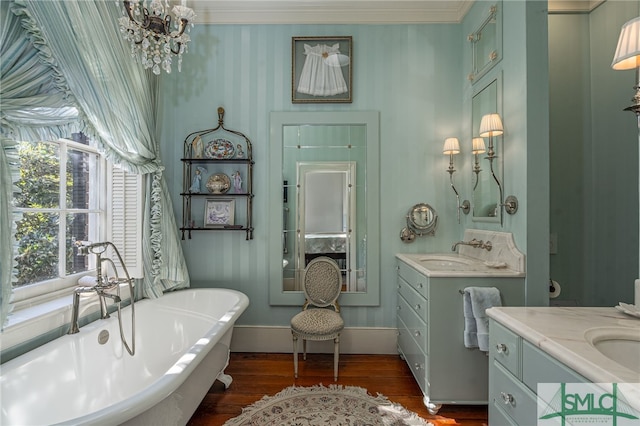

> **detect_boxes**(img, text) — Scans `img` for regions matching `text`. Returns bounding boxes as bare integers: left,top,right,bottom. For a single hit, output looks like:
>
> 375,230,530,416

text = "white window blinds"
107,165,144,279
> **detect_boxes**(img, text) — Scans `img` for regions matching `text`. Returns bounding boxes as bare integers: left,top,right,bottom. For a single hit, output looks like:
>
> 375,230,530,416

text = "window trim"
11,138,106,308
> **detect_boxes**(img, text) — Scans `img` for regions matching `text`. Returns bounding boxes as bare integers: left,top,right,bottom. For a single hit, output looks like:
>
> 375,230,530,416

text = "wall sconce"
471,137,486,190
478,113,518,225
443,137,470,223
611,16,640,123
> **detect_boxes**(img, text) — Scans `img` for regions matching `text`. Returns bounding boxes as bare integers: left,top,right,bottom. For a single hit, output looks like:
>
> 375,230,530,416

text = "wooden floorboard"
188,353,488,426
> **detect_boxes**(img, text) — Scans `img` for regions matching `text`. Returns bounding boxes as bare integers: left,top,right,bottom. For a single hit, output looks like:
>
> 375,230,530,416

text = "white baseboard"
230,326,398,354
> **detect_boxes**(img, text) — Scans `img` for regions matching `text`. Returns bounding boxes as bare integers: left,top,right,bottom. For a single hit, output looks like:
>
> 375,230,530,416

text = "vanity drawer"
490,360,537,426
397,261,428,298
522,340,587,392
490,320,521,377
398,293,428,353
489,400,518,426
397,315,427,393
398,276,428,320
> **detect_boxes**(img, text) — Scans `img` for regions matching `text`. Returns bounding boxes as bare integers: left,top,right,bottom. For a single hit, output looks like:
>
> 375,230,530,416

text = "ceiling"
190,0,606,24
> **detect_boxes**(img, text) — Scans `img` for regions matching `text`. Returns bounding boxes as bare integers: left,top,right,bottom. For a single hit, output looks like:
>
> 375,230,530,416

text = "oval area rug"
222,384,434,425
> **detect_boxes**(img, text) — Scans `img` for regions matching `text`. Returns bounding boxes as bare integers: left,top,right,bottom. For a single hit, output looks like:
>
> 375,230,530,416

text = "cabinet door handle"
414,363,422,370
417,282,424,288
397,305,401,311
500,392,514,405
496,343,508,354
415,304,421,310
414,330,421,337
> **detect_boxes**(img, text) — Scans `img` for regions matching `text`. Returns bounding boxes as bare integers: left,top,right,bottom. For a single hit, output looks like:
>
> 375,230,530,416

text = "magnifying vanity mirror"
407,203,438,236
269,111,380,306
471,76,502,222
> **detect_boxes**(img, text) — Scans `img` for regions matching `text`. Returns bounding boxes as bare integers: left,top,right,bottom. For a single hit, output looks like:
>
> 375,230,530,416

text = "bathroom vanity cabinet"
180,107,254,240
395,257,525,413
488,319,588,425
487,307,640,425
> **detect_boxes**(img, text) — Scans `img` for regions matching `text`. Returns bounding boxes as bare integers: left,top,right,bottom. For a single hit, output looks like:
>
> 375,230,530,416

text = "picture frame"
292,36,352,104
204,198,235,227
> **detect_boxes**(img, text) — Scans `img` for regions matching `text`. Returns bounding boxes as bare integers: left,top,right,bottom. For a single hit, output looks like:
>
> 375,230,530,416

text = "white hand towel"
464,287,502,351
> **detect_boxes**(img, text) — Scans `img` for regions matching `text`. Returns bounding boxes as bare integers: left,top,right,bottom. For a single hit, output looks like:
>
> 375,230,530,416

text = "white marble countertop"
487,306,640,410
396,253,525,278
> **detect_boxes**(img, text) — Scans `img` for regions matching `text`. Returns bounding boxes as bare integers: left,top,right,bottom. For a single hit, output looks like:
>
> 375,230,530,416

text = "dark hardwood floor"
188,353,488,426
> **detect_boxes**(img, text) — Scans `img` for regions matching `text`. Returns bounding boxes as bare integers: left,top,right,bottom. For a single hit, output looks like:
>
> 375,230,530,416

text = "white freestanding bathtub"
0,288,249,426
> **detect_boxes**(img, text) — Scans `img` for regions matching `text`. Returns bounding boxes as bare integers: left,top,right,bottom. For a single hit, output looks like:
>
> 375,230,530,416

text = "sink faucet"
451,238,492,252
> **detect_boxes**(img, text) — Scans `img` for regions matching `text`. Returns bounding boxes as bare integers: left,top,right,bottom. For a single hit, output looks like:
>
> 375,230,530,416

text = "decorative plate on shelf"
205,138,235,159
206,173,231,194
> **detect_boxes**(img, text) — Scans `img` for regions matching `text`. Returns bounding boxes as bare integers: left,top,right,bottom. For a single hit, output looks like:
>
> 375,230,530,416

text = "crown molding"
548,0,605,13
190,0,475,24
188,0,606,25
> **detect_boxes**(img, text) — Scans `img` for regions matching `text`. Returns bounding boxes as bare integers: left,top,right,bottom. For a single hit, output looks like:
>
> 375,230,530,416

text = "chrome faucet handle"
483,241,493,251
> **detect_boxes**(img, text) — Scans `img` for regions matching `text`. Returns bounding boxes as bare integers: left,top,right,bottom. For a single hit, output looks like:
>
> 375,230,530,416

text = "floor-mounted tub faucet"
451,238,492,252
67,241,136,356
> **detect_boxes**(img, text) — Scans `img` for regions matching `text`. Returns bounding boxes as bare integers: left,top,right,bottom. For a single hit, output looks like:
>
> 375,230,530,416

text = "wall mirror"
471,75,502,222
469,4,501,83
269,111,380,306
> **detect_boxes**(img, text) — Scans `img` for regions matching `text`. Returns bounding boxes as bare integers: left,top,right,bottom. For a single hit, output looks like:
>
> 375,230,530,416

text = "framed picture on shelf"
204,198,235,227
292,36,352,104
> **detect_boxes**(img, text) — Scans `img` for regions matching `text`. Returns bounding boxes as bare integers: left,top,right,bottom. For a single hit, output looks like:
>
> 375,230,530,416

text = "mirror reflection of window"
297,162,357,292
305,172,346,233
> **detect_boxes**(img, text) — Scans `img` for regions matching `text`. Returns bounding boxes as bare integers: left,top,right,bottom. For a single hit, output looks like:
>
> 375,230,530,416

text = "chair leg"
334,336,340,381
292,334,298,378
302,339,307,360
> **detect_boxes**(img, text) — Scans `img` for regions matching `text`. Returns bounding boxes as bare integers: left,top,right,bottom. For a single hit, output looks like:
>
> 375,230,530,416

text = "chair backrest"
301,256,342,310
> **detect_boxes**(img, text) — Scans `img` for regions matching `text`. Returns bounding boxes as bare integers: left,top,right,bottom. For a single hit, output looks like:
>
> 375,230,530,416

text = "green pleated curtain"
1,0,190,327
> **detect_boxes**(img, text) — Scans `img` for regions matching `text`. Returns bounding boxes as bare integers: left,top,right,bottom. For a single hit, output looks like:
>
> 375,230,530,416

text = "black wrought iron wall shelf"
180,107,254,240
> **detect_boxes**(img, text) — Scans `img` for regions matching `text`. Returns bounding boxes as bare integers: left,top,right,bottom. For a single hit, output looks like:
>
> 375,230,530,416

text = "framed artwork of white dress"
292,36,352,103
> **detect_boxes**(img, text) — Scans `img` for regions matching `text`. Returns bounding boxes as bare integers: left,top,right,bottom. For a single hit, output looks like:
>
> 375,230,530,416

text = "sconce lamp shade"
472,137,486,154
479,113,504,137
443,137,460,155
612,16,640,70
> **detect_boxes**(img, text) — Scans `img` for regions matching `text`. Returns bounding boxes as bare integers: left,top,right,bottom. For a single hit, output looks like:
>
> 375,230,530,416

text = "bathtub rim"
2,288,249,426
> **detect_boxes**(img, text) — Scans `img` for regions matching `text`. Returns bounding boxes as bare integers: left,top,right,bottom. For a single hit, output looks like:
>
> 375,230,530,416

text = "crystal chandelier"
119,0,196,75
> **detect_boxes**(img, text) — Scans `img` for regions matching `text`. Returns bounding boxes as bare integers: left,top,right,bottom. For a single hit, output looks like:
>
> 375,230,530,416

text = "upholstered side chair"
290,256,344,381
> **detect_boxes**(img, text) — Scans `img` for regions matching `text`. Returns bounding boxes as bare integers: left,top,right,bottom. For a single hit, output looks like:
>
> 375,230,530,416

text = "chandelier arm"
163,15,172,35
170,40,183,55
123,1,136,22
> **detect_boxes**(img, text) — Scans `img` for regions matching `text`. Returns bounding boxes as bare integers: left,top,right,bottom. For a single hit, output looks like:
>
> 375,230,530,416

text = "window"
11,134,143,311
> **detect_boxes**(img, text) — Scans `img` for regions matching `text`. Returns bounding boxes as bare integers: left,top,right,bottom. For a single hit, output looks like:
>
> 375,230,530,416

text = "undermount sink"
416,254,485,271
585,327,640,373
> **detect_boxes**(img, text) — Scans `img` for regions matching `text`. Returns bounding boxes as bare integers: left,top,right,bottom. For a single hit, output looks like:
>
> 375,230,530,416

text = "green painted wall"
158,23,464,327
549,0,639,307
157,2,552,327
